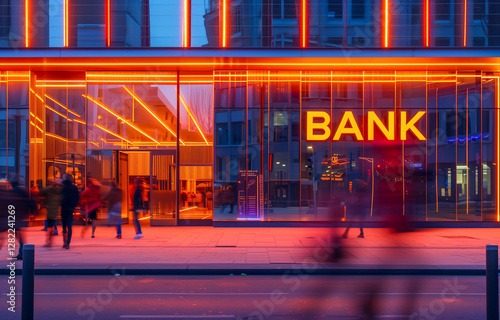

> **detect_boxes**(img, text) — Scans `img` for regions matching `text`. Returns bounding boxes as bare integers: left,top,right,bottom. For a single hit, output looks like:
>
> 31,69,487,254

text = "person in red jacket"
79,179,102,238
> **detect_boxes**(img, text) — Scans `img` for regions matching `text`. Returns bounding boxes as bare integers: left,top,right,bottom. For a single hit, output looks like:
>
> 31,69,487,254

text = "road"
0,275,489,319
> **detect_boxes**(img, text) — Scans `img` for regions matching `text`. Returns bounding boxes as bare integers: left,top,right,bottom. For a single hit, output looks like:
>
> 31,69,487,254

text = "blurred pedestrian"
9,176,35,259
103,181,123,239
132,178,144,239
41,180,62,247
61,174,79,249
342,179,369,239
79,179,102,238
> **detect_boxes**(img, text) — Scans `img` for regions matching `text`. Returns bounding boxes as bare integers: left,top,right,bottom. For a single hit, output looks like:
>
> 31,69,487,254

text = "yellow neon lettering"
367,111,395,140
333,111,363,140
400,111,426,140
306,111,331,141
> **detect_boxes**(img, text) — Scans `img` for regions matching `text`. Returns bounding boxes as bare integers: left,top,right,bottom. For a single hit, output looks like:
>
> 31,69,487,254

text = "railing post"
22,244,35,320
486,244,498,320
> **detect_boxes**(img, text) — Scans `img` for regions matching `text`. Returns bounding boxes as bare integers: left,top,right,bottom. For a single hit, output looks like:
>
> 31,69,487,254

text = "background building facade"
0,0,499,225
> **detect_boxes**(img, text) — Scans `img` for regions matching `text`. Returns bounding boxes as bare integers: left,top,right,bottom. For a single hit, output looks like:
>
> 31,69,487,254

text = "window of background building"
352,0,366,19
328,0,343,19
216,123,228,145
231,122,245,145
473,0,486,20
435,0,451,21
273,0,296,19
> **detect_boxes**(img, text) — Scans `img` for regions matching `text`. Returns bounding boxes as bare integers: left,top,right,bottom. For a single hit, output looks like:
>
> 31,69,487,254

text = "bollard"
486,245,498,320
21,244,35,320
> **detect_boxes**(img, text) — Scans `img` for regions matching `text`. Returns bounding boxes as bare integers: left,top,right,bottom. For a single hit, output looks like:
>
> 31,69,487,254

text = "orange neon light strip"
45,94,82,118
123,87,185,145
383,0,389,47
83,94,160,145
64,0,69,47
106,0,111,47
179,94,209,145
463,0,467,47
25,0,29,47
2,61,500,67
221,0,227,47
45,104,73,121
95,124,133,144
183,0,191,47
424,0,430,47
498,77,500,221
301,0,307,47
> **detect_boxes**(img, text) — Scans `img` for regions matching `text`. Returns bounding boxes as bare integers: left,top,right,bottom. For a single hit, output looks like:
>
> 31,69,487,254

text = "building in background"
0,0,499,225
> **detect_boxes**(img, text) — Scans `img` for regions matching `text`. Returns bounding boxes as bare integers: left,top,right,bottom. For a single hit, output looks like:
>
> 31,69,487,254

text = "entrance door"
150,150,177,225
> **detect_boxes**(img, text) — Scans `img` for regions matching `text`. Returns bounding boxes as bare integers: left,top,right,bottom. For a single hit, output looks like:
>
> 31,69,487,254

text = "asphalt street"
0,275,490,319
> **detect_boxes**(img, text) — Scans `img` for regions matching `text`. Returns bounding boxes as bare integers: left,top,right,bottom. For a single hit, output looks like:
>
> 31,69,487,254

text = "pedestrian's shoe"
41,228,47,231
133,234,144,240
91,235,95,238
116,235,122,239
65,244,70,249
357,234,364,238
15,254,22,260
341,234,348,239
53,229,58,235
62,243,66,248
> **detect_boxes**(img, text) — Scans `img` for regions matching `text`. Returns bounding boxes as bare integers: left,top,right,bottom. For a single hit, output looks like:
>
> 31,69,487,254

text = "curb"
1,268,487,276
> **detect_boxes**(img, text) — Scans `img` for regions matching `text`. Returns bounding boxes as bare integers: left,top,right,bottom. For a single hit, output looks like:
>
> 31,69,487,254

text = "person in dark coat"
132,179,144,239
9,176,35,259
61,174,79,249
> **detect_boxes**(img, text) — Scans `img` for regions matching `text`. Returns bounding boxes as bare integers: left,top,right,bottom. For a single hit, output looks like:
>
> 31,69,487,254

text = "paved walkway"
1,225,499,274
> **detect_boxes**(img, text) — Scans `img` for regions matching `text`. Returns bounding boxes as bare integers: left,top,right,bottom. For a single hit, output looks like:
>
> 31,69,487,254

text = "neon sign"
306,111,426,141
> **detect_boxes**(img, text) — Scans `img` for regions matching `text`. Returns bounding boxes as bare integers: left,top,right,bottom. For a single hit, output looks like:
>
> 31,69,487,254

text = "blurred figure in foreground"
342,179,370,239
103,181,123,239
132,178,145,239
79,179,102,238
41,180,62,247
10,176,35,259
0,180,12,250
60,174,79,249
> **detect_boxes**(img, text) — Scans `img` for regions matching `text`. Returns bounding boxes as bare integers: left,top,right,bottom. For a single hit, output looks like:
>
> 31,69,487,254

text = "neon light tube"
123,86,185,145
179,94,209,145
64,0,69,47
95,123,133,144
25,0,29,47
463,0,467,46
83,94,160,145
106,0,111,47
424,0,430,47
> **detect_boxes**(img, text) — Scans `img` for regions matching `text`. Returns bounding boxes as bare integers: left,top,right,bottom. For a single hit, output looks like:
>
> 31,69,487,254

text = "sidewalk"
1,225,499,275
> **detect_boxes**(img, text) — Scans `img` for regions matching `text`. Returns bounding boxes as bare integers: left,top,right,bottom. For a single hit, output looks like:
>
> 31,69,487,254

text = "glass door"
150,150,177,225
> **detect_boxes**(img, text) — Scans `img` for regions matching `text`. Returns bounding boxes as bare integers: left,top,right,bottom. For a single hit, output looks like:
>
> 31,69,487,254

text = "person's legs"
44,219,54,246
61,213,68,246
66,214,73,246
133,210,142,234
229,202,234,213
116,224,122,237
91,219,97,237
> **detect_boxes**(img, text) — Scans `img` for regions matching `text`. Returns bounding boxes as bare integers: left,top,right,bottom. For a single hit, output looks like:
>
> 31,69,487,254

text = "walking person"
103,181,123,239
341,179,369,239
79,179,102,238
60,174,79,249
9,176,35,259
132,179,144,239
41,180,62,247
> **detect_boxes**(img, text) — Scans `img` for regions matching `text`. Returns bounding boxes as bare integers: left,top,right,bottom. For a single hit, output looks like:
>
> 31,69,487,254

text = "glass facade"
0,70,495,224
0,0,494,48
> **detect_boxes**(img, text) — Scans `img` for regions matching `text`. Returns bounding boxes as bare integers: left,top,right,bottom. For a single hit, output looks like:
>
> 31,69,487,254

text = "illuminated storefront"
1,63,499,225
